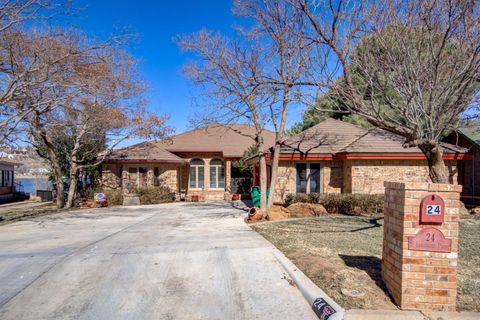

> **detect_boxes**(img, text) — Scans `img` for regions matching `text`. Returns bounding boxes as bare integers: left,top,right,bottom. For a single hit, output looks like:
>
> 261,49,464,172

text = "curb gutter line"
272,247,345,320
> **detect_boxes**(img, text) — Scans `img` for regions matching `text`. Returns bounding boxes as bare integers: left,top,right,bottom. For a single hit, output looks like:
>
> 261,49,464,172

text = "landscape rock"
341,288,365,299
123,195,140,206
267,205,290,221
287,203,328,217
470,207,480,215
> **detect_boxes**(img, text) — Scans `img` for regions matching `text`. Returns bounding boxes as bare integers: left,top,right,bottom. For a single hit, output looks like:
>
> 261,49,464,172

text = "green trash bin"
251,186,269,207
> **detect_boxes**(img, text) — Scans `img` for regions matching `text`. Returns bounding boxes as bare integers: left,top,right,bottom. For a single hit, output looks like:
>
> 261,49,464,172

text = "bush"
104,189,123,206
284,193,384,216
137,186,175,205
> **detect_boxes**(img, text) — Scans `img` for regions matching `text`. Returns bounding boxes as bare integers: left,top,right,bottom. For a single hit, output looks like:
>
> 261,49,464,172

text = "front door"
139,167,148,188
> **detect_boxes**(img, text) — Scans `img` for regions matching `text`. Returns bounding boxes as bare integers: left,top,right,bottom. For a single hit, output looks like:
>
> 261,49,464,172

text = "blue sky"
64,0,304,146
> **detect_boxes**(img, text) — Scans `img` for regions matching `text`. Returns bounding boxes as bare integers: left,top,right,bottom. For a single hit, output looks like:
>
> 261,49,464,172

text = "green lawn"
251,215,480,311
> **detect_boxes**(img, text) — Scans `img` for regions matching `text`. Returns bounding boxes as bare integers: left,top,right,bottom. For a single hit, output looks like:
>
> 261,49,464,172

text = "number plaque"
408,227,451,253
419,194,445,224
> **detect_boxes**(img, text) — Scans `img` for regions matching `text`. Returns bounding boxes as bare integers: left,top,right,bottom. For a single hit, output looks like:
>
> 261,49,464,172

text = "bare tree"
0,0,69,33
0,0,71,145
4,29,86,207
61,43,172,208
234,0,312,208
289,0,480,183
177,30,272,216
17,29,171,208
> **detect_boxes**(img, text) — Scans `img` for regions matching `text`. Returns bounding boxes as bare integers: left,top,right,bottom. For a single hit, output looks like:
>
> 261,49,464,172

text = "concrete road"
0,202,317,320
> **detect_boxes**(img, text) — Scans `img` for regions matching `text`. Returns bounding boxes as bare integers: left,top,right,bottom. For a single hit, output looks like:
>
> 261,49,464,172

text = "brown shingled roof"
281,118,366,154
281,118,467,155
104,141,185,163
158,123,275,158
104,124,275,163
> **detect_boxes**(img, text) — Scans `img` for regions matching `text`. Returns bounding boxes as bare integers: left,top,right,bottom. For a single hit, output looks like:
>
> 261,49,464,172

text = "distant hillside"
0,146,49,177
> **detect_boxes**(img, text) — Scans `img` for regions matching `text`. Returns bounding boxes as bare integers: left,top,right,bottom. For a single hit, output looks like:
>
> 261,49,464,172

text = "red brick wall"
382,181,461,311
348,160,457,194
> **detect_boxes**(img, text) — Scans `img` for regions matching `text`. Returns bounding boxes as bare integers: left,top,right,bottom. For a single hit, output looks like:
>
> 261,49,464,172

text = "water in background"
16,178,52,195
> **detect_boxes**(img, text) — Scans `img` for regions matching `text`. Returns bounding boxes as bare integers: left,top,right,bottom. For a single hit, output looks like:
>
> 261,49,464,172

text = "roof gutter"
251,152,473,162
103,160,186,165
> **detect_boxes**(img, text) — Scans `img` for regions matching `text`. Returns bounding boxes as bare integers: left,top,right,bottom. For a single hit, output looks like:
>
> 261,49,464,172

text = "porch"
101,157,252,201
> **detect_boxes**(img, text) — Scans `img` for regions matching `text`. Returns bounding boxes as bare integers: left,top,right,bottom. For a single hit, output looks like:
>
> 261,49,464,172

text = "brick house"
101,124,275,201
444,128,480,207
0,158,17,203
252,119,471,203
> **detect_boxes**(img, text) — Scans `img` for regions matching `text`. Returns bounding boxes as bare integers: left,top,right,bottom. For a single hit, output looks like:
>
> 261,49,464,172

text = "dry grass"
0,203,63,225
251,215,480,311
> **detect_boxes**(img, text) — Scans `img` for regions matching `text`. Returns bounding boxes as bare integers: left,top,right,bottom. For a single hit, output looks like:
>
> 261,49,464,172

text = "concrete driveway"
0,202,317,320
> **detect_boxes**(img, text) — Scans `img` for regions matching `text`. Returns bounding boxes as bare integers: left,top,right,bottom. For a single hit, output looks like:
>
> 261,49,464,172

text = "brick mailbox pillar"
382,181,462,311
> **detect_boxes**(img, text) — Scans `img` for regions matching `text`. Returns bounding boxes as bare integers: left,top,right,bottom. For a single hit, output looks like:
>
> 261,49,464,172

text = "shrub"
137,186,175,204
104,189,123,206
285,193,309,206
284,193,384,216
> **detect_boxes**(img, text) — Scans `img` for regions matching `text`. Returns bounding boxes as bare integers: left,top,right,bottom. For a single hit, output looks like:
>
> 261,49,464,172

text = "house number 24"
425,232,435,242
426,205,441,215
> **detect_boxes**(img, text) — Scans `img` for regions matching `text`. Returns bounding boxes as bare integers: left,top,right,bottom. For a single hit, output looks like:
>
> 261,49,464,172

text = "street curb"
272,247,345,320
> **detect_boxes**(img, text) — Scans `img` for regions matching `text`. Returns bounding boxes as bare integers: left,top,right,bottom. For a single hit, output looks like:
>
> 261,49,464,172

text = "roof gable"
158,124,275,158
105,141,184,163
104,123,276,163
282,118,467,155
459,127,480,147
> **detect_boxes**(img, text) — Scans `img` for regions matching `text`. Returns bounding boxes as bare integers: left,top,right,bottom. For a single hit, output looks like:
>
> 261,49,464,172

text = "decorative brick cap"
384,181,462,193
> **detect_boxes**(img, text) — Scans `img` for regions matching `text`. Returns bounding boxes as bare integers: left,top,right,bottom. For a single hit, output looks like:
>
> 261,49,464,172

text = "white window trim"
189,161,205,190
209,160,225,189
295,162,322,194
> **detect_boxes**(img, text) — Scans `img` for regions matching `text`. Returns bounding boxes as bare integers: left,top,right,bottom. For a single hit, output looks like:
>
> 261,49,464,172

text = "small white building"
0,158,18,202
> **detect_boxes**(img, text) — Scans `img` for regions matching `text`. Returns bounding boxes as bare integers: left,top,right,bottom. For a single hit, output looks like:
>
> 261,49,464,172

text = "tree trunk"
65,124,88,209
259,151,268,218
267,86,290,208
65,168,78,209
32,115,66,208
51,160,65,208
43,139,65,208
419,143,450,183
267,143,280,208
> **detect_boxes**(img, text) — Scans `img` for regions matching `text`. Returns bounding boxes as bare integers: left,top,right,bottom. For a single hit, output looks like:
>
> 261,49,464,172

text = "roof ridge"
160,123,274,142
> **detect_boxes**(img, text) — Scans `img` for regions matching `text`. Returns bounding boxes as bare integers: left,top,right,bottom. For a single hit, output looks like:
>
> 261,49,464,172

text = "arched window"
189,159,204,189
210,159,225,189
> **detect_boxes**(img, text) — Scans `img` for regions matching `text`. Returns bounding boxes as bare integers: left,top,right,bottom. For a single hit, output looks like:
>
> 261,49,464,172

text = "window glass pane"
309,163,321,193
191,158,204,165
218,166,225,188
189,166,196,188
210,159,223,166
210,166,217,188
296,163,307,193
198,166,204,188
